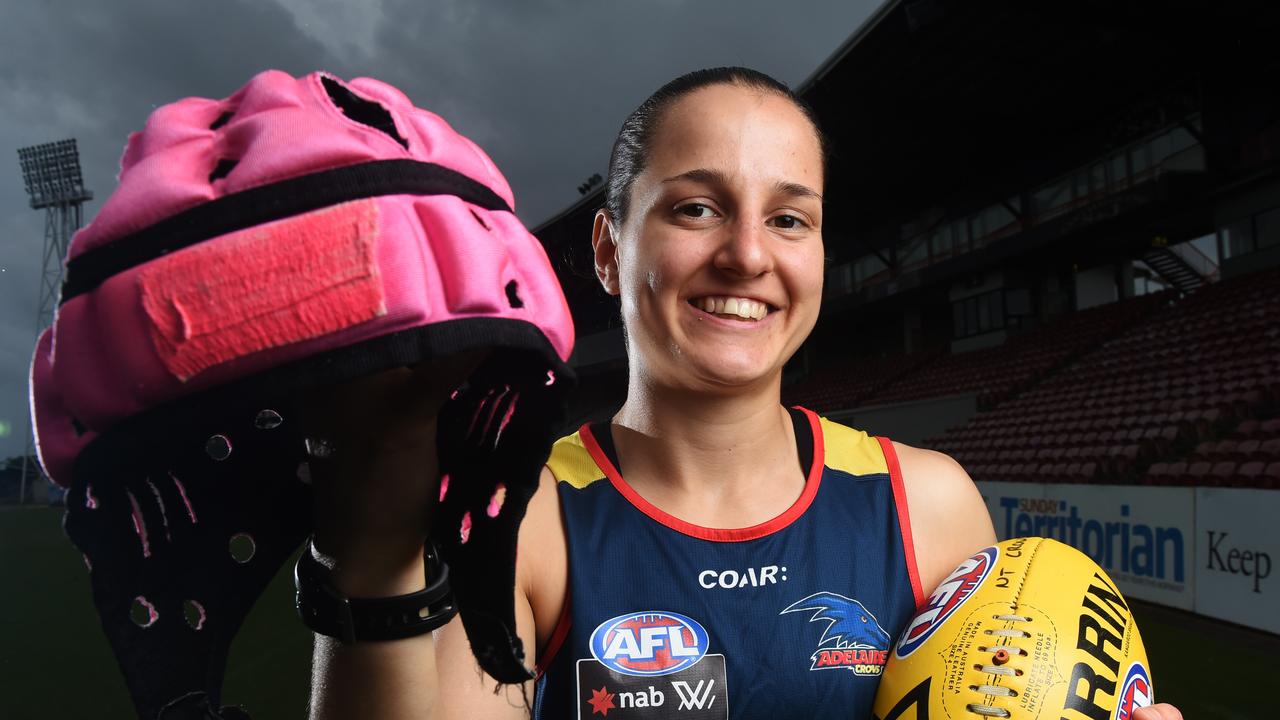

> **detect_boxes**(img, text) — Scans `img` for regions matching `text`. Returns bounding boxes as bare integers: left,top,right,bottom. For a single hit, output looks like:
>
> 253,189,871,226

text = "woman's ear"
591,209,621,296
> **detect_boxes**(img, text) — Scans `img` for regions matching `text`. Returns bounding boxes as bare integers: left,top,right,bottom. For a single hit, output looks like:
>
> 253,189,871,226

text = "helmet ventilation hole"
459,512,472,544
209,111,234,130
183,599,207,631
505,280,524,309
208,158,238,183
228,532,256,563
130,596,159,628
486,484,507,518
320,76,409,149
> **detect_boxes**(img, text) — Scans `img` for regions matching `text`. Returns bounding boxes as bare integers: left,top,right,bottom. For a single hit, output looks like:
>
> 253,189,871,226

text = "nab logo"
895,545,998,659
589,611,710,677
1114,662,1153,719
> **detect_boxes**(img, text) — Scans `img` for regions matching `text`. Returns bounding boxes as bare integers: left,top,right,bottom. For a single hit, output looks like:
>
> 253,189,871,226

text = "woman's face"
596,83,825,393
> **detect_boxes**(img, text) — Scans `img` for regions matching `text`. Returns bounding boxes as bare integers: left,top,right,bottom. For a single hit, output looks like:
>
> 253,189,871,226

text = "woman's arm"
300,355,550,719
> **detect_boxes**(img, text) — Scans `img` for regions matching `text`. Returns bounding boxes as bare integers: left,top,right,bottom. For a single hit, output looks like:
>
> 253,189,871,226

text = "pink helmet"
31,71,574,717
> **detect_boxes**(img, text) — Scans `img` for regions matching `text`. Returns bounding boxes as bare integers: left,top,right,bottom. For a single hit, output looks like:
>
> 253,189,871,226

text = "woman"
305,68,1182,719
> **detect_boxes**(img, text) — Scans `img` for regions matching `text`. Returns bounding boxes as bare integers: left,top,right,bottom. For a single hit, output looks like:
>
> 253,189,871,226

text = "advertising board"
975,482,1195,610
1194,487,1279,634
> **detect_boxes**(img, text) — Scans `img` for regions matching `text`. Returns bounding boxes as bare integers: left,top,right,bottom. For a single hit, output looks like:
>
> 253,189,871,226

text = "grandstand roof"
535,0,1280,332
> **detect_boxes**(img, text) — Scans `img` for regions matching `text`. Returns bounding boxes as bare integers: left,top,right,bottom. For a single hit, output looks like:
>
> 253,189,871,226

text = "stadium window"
1148,131,1174,166
1090,162,1106,194
929,225,954,261
977,294,992,332
899,233,929,270
1130,142,1151,179
1032,181,1071,219
952,218,971,253
1219,218,1255,259
967,213,985,248
1256,207,1280,250
1073,169,1091,201
824,263,854,297
950,290,1009,338
854,253,889,285
991,203,1017,238
1108,153,1128,189
1005,287,1032,316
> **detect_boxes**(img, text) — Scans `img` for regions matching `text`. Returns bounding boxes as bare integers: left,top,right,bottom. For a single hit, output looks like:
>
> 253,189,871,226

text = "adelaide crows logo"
780,592,891,676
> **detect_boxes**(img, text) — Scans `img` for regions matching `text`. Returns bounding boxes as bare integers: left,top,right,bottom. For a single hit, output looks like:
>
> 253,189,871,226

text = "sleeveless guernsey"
533,407,925,719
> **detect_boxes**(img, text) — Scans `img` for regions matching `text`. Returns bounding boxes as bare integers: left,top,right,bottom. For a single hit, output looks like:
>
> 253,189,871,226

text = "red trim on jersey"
535,595,572,680
878,435,926,608
576,407,824,542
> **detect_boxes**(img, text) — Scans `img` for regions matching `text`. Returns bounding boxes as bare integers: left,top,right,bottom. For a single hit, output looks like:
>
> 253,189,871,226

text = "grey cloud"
0,0,877,459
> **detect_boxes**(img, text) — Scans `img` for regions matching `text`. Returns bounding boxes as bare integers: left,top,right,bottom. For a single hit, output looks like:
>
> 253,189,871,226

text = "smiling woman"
308,68,1182,720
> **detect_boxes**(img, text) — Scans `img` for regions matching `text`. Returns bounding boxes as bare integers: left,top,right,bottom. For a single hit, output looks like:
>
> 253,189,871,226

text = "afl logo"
895,546,999,659
1114,662,1153,719
588,611,710,677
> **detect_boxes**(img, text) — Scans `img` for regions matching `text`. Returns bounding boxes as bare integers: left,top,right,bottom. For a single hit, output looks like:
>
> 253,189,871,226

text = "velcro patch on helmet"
139,198,387,380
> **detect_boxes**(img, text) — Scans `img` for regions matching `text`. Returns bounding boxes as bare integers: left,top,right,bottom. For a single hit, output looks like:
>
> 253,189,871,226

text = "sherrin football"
873,537,1154,719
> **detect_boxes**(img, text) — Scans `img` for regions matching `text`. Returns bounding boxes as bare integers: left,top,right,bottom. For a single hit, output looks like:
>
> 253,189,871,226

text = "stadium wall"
976,481,1278,635
827,393,978,447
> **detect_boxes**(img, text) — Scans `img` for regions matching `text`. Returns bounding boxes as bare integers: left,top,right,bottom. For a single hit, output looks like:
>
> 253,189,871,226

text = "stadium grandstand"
532,0,1280,668
535,0,1280,477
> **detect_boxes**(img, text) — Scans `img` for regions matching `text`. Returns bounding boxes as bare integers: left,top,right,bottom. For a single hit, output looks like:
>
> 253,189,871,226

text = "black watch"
294,537,458,644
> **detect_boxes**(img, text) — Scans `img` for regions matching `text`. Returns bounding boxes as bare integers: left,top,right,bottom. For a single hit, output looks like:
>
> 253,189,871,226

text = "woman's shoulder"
888,440,997,594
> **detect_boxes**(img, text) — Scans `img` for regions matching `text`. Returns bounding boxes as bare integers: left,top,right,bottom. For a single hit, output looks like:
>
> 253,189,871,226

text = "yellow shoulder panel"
545,430,606,490
818,416,889,477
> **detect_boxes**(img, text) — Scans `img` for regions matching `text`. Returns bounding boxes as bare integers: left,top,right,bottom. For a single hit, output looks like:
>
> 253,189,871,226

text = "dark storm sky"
0,0,882,459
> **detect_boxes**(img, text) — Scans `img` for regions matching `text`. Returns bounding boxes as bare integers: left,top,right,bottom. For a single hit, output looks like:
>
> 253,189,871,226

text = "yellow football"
873,537,1154,720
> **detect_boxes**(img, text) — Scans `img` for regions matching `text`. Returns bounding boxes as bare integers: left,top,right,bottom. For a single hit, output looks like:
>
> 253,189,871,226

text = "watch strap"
294,537,457,644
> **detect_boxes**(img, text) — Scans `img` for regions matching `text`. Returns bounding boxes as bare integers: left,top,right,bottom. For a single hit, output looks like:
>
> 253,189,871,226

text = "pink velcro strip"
139,198,388,380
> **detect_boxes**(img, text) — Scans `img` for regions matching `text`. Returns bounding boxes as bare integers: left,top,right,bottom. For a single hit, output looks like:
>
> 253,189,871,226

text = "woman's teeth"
692,296,770,321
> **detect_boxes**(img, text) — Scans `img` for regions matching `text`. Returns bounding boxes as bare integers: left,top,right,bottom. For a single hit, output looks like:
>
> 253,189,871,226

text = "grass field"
2,505,1274,718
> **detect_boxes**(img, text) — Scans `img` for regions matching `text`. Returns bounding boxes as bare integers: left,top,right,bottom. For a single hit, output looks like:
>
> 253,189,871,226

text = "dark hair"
604,66,826,225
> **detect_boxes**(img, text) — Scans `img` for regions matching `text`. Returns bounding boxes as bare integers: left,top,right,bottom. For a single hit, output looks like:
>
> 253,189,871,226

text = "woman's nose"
713,216,772,279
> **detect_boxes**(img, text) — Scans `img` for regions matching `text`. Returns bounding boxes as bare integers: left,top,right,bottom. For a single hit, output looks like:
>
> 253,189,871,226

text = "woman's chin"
682,355,779,392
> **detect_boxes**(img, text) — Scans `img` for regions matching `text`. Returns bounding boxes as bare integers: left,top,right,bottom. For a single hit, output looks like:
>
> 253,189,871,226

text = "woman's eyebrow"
661,168,824,203
661,167,728,187
774,180,823,203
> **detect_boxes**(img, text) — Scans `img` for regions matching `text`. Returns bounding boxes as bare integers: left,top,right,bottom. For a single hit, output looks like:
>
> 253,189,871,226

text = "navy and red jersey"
533,407,925,719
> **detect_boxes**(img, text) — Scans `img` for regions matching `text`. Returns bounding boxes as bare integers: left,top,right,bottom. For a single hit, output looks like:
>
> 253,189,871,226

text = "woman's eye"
677,203,715,219
772,214,806,230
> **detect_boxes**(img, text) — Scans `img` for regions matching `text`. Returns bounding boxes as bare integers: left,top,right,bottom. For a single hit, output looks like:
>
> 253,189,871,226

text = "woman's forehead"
644,84,823,193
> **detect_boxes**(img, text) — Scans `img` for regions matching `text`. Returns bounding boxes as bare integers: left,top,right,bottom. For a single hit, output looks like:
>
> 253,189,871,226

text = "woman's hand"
299,351,488,595
1134,704,1184,719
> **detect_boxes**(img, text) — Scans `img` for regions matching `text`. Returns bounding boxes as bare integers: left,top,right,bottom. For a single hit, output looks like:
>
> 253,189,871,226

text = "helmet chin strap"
64,396,312,720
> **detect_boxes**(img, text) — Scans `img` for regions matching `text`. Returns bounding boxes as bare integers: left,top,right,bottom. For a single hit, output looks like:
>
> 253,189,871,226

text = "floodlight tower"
15,139,92,504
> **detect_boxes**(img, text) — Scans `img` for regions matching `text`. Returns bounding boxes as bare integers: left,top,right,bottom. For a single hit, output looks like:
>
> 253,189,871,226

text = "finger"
1133,704,1183,720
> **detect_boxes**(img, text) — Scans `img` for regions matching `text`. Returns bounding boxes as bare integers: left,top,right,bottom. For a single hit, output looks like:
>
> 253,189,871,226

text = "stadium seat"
1263,462,1280,490
1145,462,1169,485
1188,461,1212,484
1210,461,1237,486
1237,461,1265,485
